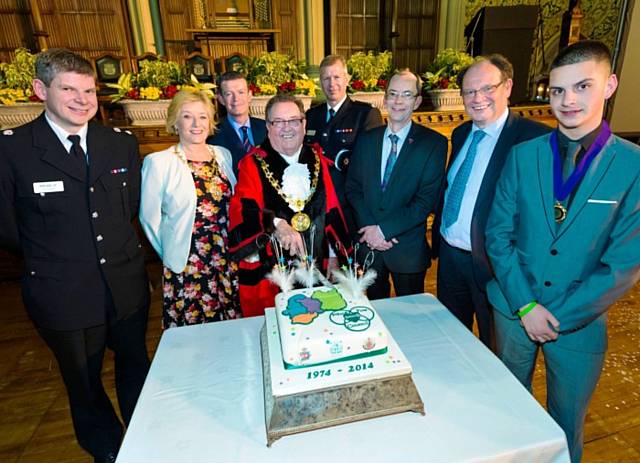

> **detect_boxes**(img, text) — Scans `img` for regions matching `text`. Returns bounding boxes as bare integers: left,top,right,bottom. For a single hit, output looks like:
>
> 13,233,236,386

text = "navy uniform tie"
443,130,486,227
67,134,87,169
327,107,335,122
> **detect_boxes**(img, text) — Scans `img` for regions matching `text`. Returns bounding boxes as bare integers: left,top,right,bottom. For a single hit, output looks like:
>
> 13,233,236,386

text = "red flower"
163,84,179,99
438,78,450,90
377,79,388,89
126,88,140,99
248,83,261,95
351,80,365,91
278,81,296,93
28,95,41,102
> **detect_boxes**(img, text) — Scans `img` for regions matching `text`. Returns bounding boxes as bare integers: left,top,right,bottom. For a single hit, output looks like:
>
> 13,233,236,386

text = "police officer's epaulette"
112,127,134,135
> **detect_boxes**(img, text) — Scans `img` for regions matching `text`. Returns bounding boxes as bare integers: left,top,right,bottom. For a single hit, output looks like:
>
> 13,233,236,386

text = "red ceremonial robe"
228,141,350,317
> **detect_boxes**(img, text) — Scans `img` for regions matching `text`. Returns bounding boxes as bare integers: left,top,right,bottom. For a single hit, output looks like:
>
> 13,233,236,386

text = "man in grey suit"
346,70,447,299
486,41,640,461
433,54,550,349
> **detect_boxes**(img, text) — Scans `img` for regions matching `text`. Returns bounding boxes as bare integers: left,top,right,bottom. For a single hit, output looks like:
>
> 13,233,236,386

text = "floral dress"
162,159,241,328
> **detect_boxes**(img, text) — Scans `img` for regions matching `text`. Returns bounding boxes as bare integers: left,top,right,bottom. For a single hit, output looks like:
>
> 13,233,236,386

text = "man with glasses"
207,71,266,176
346,69,446,300
432,54,550,349
305,55,383,232
229,94,349,316
486,40,640,462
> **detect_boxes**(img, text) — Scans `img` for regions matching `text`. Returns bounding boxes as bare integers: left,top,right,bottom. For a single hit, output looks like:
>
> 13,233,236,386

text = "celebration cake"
275,285,389,369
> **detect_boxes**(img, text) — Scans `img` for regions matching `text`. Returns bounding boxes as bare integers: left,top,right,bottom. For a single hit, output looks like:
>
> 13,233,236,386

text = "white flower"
282,163,311,201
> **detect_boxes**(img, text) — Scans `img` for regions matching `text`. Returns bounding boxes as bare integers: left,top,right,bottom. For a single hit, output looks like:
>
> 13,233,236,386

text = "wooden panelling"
275,0,298,54
393,0,437,73
0,0,132,62
158,0,193,62
331,0,380,56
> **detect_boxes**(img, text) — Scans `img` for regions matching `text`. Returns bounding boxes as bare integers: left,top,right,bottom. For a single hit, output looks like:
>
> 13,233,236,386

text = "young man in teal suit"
486,41,640,461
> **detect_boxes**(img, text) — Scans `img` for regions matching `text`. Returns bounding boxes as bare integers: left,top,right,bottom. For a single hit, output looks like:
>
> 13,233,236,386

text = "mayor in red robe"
228,95,350,317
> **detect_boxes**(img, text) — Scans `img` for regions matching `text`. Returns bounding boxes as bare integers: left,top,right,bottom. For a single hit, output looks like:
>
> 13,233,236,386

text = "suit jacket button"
89,187,95,193
92,211,99,218
30,271,36,276
99,258,106,264
544,281,552,287
96,235,103,242
550,249,558,255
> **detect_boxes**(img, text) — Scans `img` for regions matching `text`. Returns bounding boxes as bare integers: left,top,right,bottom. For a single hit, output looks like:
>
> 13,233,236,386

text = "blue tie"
327,108,335,122
240,126,252,153
443,130,486,227
381,134,399,191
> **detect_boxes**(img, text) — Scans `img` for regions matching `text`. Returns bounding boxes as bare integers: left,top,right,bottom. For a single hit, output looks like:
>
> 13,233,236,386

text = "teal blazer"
485,132,640,353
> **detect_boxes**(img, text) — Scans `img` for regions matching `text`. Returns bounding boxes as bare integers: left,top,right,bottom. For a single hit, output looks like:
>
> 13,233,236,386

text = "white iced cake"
275,286,389,369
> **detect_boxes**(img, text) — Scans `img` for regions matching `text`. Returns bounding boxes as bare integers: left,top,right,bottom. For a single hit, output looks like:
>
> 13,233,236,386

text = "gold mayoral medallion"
554,201,567,223
291,211,311,232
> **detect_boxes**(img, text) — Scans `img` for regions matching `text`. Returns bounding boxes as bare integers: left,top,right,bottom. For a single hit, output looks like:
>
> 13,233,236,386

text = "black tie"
328,108,335,122
67,134,87,168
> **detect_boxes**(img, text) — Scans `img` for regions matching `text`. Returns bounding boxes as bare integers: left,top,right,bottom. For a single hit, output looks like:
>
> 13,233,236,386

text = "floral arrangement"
422,49,474,91
107,60,215,102
244,51,316,97
346,50,393,93
0,48,40,105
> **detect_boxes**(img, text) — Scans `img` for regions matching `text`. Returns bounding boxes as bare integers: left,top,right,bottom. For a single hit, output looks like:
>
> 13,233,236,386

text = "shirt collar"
45,113,88,151
227,115,251,132
557,121,602,152
277,146,303,165
384,120,412,142
327,95,348,114
471,108,509,139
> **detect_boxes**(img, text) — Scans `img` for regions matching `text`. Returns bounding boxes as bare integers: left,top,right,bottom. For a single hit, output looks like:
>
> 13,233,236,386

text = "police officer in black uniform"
0,49,149,463
305,55,383,233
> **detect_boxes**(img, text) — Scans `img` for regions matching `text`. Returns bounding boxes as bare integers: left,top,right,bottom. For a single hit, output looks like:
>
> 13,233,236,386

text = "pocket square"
587,199,617,204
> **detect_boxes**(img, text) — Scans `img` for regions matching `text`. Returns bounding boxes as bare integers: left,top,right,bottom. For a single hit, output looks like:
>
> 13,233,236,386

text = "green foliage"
0,48,37,103
132,60,185,89
422,49,474,90
243,51,315,96
347,51,393,83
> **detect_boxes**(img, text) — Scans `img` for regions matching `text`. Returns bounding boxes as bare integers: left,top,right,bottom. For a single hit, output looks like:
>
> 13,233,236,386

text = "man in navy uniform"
305,55,383,230
0,49,149,463
207,71,266,176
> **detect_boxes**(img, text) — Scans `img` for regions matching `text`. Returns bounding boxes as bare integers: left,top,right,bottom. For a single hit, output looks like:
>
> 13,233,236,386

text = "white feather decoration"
332,268,377,300
294,260,318,288
266,265,295,293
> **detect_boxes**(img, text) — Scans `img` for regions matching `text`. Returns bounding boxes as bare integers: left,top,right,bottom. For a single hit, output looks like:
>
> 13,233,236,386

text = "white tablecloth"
117,293,570,463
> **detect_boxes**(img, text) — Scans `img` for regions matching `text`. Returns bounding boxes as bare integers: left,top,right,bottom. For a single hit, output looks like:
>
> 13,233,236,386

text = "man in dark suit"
432,54,551,349
346,70,447,299
206,71,266,176
305,55,384,230
0,49,149,463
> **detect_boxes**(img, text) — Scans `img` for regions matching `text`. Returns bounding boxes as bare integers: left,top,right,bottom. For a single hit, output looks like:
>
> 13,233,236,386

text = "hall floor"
0,261,638,462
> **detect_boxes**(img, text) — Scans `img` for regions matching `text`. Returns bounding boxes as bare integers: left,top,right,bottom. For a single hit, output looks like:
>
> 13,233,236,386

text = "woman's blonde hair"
166,90,216,135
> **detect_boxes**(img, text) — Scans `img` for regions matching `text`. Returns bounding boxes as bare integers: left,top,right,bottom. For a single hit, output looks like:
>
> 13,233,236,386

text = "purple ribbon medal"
549,121,612,222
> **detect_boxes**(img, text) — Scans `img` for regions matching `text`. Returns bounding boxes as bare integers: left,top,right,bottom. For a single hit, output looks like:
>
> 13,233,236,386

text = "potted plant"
0,48,43,129
107,60,214,126
346,50,392,111
243,51,317,118
422,48,474,111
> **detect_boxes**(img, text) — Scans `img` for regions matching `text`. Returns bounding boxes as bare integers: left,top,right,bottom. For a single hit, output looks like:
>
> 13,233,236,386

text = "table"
117,293,570,463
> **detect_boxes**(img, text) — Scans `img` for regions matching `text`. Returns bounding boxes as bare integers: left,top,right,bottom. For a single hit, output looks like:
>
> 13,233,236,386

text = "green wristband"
517,301,537,318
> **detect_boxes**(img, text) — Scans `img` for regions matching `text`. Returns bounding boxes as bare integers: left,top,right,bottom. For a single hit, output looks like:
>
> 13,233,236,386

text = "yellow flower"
295,79,316,97
259,84,277,95
139,86,162,100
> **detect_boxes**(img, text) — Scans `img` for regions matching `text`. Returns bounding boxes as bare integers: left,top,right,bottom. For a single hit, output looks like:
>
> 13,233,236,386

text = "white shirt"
327,95,348,116
380,121,412,182
45,113,89,157
441,108,509,251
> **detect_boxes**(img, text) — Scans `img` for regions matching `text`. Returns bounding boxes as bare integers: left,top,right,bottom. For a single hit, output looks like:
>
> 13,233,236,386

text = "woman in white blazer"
140,90,241,327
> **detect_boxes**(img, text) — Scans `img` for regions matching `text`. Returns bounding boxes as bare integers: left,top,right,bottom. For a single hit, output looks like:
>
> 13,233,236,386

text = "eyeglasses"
267,118,305,128
461,80,505,99
385,90,418,101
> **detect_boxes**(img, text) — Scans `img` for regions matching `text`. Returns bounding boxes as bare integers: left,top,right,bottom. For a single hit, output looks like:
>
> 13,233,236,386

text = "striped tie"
240,126,252,153
443,130,486,227
381,134,399,191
